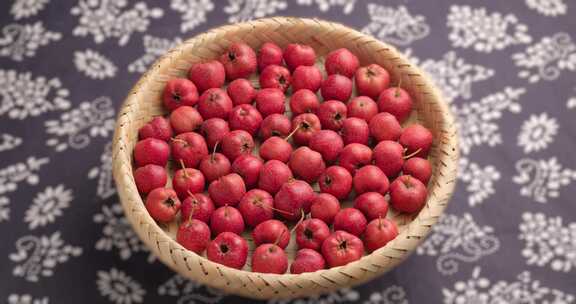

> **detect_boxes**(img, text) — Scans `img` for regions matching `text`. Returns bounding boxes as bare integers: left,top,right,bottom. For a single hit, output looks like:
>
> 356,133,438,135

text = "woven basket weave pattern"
112,17,459,299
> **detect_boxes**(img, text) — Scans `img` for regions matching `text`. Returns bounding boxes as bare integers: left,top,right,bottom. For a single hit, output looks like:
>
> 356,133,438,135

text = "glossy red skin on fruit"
238,189,274,227
325,48,359,78
377,87,413,123
319,166,353,200
228,104,263,136
169,106,203,134
188,60,225,92
221,130,254,161
220,43,257,80
181,193,214,224
373,140,404,178
355,64,390,99
290,248,326,274
259,113,292,140
317,100,347,131
231,154,263,189
333,208,367,237
296,218,330,251
207,232,248,269
259,64,291,92
338,143,373,175
172,168,205,200
321,74,352,102
252,219,290,249
309,130,344,163
291,113,321,146
227,78,256,106
341,117,369,145
197,88,233,120
283,44,316,71
291,65,322,92
200,118,230,150
199,153,231,183
208,173,246,207
403,157,432,185
399,124,433,158
210,205,245,235
310,193,340,225
170,132,209,168
134,138,170,167
364,218,398,252
255,88,285,117
353,165,389,196
258,42,283,71
177,219,210,253
321,230,364,267
288,146,325,183
354,192,389,221
258,160,293,195
347,96,378,122
259,137,292,163
369,112,402,143
138,116,173,141
274,180,315,221
134,164,167,194
145,188,181,223
290,89,320,115
251,244,288,274
162,78,199,111
389,175,428,213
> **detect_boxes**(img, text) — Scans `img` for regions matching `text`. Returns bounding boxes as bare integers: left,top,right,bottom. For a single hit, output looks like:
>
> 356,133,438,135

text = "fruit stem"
171,137,188,145
186,191,197,222
284,125,301,141
274,229,286,246
290,209,306,234
395,77,402,98
378,215,383,229
179,159,189,178
403,148,422,159
255,201,294,216
211,141,219,162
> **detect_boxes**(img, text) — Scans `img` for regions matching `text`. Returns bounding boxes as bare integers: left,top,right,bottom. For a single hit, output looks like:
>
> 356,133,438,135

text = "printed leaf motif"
224,0,288,23
87,142,116,200
362,4,429,46
513,157,576,203
10,0,50,20
0,133,22,152
458,158,501,207
157,275,223,304
128,35,182,74
170,0,214,33
296,0,355,14
0,156,49,196
525,0,567,17
7,294,49,304
0,196,10,223
0,22,61,61
364,286,408,304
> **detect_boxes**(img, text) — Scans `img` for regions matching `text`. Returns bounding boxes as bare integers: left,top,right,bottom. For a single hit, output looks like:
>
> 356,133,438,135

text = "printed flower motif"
362,4,429,46
97,268,146,304
296,0,355,14
0,133,22,152
0,22,62,61
74,49,117,79
517,113,559,153
7,294,49,304
364,286,408,304
24,184,73,230
128,35,182,73
447,5,532,53
525,0,567,16
10,0,49,20
157,274,223,303
458,158,501,206
0,156,49,196
170,0,214,33
269,288,360,304
87,142,116,199
513,157,576,203
224,0,288,23
0,196,10,222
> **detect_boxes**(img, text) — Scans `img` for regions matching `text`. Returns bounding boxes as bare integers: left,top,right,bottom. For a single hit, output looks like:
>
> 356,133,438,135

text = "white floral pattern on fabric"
452,87,524,155
0,22,61,61
73,49,117,79
157,275,224,304
0,156,49,196
224,0,288,23
9,232,82,282
128,35,182,73
0,69,70,120
0,196,10,223
364,286,408,304
519,212,576,272
296,0,355,14
269,288,360,304
24,184,73,230
447,5,532,53
96,268,146,304
7,294,49,304
170,0,214,33
568,96,576,109
443,267,575,303
45,96,115,152
362,4,429,46
513,157,576,203
10,0,50,20
525,0,567,16
87,142,116,200
417,213,500,275
512,32,576,83
458,158,501,207
517,113,559,153
70,0,163,46
0,133,23,152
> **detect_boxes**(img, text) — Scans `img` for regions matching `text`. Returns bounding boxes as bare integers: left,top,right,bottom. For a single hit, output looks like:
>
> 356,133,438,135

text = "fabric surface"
1,0,576,303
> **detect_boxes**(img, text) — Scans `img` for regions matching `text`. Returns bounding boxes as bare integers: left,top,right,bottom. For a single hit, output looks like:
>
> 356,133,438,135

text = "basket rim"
112,16,459,298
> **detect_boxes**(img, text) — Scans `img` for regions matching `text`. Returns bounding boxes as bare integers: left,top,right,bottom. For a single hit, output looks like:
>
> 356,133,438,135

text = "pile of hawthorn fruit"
133,42,433,274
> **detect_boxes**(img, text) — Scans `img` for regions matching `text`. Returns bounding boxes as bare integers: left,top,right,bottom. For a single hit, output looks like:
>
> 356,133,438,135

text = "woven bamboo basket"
112,17,459,299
